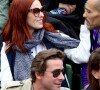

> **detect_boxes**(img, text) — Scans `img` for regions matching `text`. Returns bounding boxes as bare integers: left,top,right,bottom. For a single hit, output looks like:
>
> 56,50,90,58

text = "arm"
81,63,89,88
64,25,91,64
0,0,9,34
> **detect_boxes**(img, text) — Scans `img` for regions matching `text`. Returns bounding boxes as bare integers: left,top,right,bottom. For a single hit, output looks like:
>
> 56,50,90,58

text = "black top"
86,85,93,90
44,0,77,12
44,0,85,23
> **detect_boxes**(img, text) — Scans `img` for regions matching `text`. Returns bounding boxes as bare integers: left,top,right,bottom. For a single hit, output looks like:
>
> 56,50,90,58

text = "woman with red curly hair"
1,0,79,88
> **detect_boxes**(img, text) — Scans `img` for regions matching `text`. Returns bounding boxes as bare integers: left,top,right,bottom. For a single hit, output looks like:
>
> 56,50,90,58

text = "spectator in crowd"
82,0,100,89
64,24,91,90
1,49,70,90
87,48,100,90
0,0,79,88
65,0,100,89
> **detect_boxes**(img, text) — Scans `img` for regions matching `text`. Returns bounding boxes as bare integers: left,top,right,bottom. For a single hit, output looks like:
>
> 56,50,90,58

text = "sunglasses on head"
29,5,45,17
46,68,65,78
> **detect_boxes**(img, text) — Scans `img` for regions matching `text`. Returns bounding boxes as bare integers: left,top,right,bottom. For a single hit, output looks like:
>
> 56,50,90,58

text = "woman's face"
92,69,100,80
27,0,44,33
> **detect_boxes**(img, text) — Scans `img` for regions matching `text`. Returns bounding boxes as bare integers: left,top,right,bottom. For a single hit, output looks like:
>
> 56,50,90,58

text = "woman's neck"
29,28,35,35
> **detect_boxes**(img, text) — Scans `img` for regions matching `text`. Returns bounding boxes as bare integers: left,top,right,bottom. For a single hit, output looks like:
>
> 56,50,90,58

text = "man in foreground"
1,49,70,90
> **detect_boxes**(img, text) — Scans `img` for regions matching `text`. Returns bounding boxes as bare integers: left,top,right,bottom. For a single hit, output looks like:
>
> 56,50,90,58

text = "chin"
38,25,43,29
35,26,43,29
87,26,94,30
52,88,60,90
55,88,60,90
54,86,61,90
86,24,92,30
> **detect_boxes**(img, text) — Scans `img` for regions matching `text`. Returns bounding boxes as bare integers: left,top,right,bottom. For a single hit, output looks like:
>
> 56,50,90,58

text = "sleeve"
81,63,89,88
64,25,91,64
0,0,9,34
59,0,76,4
1,42,13,88
44,0,59,11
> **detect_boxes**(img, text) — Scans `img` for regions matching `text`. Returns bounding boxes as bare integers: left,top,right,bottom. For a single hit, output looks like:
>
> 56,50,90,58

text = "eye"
52,69,60,77
85,8,91,13
33,8,40,13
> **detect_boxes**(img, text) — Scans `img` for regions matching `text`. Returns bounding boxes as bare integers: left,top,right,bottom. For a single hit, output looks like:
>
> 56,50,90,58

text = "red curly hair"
2,0,57,53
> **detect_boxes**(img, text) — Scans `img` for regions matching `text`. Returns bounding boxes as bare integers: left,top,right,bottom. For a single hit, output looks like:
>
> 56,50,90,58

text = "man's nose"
58,72,65,81
83,12,86,18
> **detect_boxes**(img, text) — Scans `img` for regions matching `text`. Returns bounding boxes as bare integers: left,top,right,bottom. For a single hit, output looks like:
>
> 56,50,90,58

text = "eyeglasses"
46,68,65,78
29,6,45,17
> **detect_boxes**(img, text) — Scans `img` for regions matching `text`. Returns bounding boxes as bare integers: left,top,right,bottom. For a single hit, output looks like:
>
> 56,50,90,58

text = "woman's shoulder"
85,85,93,90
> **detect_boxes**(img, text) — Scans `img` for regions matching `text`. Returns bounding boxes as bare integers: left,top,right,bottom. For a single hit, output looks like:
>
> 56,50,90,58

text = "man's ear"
91,70,99,79
35,72,42,79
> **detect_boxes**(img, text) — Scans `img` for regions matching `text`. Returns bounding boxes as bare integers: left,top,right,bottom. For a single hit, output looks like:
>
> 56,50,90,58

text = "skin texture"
27,0,44,35
59,3,76,14
83,0,100,31
92,69,100,85
34,58,65,90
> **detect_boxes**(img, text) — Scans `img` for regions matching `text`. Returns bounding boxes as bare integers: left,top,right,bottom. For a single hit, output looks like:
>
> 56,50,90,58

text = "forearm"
64,25,91,64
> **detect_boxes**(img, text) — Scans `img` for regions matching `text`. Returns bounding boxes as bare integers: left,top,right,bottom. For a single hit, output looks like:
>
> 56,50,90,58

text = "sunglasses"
29,6,45,17
46,68,65,78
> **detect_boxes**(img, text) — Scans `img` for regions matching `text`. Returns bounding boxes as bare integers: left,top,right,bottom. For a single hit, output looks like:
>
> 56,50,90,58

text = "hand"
84,84,89,89
59,3,76,14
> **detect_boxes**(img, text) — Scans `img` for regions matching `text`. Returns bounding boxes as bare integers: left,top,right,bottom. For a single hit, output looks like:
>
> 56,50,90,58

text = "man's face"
83,0,100,30
40,58,65,90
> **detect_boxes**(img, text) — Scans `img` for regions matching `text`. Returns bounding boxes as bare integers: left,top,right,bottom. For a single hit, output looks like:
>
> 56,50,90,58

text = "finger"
64,5,71,14
72,5,76,11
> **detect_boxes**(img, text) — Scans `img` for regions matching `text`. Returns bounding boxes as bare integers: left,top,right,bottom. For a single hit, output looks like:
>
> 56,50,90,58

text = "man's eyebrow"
85,7,91,12
85,7,89,11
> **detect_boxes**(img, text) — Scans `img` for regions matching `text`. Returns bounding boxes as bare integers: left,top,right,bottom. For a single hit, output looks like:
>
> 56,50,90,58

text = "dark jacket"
86,85,93,90
44,0,84,23
44,0,77,12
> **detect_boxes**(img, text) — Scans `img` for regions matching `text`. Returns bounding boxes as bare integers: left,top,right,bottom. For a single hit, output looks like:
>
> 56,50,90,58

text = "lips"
55,83,62,87
37,19,43,23
85,19,90,25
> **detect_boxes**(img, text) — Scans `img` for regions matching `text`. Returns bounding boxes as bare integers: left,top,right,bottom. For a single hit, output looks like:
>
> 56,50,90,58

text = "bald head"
94,0,100,12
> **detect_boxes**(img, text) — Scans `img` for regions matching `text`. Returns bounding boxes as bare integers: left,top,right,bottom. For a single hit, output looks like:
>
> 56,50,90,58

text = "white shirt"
64,25,91,64
1,42,46,87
